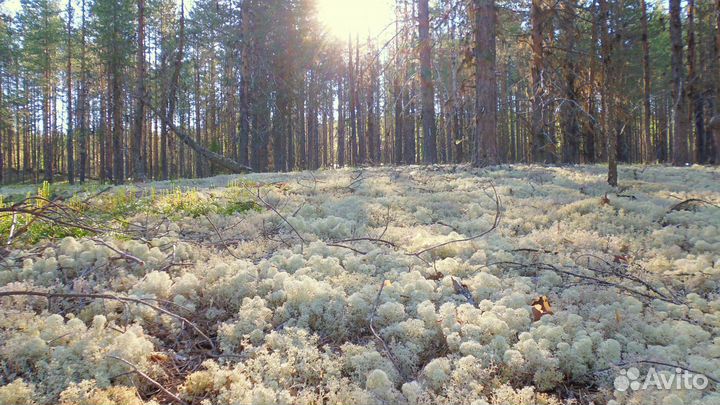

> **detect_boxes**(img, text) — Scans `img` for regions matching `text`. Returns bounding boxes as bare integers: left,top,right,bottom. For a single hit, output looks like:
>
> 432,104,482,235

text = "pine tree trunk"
132,0,146,180
338,72,346,167
418,0,437,164
687,0,705,163
194,45,204,177
560,0,580,164
714,0,720,163
66,0,74,184
598,0,617,186
670,0,690,165
110,67,123,184
473,0,498,166
530,0,546,163
349,39,358,166
641,0,652,163
393,76,403,164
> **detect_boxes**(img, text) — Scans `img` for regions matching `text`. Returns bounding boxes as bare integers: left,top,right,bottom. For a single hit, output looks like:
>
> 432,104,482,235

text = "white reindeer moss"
2,164,719,403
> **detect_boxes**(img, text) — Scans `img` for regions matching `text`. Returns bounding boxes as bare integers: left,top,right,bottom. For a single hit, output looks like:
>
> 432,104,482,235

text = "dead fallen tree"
148,104,253,174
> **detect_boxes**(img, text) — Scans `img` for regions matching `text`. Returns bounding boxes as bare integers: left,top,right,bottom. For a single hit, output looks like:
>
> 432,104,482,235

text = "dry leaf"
613,255,630,264
531,296,554,321
149,352,170,363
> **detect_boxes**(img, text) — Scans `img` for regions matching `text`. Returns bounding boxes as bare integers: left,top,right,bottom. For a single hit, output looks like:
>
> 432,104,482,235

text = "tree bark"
560,0,580,164
338,71,346,167
687,0,705,163
149,104,252,173
418,0,437,164
670,0,690,165
66,0,74,184
132,0,146,180
715,0,720,163
640,0,652,163
473,0,498,166
530,0,547,163
598,0,617,186
348,38,358,166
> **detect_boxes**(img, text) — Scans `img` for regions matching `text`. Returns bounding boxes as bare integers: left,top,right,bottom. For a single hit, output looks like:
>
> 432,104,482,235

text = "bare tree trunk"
367,56,377,164
78,0,88,182
418,0,437,164
0,74,3,183
132,0,146,180
530,0,547,163
393,76,403,164
162,0,185,178
239,13,250,169
65,0,74,184
560,0,580,164
598,0,617,186
296,76,305,169
714,0,720,163
337,71,346,167
194,43,204,177
111,70,123,184
473,0,498,166
641,0,652,163
404,83,416,164
348,39,358,166
687,0,705,163
670,0,690,165
43,74,52,182
148,105,252,173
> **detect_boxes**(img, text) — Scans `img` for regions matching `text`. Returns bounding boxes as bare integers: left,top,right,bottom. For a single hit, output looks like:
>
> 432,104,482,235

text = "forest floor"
1,164,719,405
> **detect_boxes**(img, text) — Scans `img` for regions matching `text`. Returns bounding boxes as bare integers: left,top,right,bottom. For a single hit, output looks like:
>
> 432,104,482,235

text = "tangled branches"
0,196,101,247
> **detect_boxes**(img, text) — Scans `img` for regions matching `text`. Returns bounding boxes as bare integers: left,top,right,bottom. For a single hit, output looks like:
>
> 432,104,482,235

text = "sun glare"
316,0,394,42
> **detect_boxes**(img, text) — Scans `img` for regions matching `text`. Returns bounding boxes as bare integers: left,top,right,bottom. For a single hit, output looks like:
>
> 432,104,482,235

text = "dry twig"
0,290,215,350
107,355,187,404
369,279,404,380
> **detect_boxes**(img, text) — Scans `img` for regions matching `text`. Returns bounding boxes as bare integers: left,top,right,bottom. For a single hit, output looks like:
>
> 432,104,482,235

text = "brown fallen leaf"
148,352,170,363
531,296,554,321
613,254,630,264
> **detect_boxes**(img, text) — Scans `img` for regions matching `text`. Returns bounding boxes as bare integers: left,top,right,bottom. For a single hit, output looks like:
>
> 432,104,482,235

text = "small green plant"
155,188,214,218
0,192,90,245
37,181,52,207
221,200,262,215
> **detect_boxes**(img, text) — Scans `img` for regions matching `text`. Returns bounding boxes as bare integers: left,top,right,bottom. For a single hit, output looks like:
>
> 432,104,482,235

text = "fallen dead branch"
668,198,719,212
90,238,146,266
1,197,101,247
327,182,502,262
203,214,242,260
107,355,187,404
246,184,307,252
493,261,680,305
0,290,215,351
